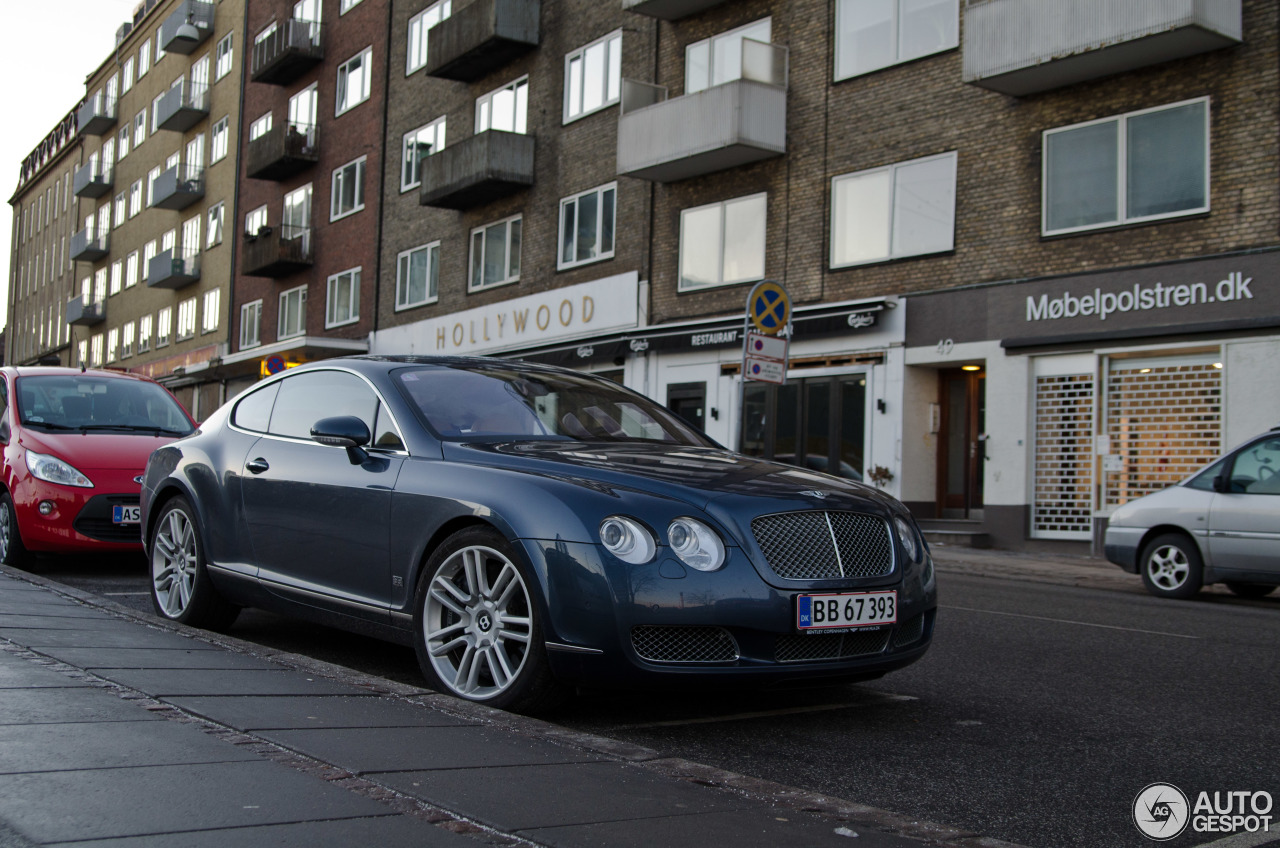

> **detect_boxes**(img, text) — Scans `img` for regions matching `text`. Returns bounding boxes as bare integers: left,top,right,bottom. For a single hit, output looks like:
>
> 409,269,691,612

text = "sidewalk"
0,565,1023,848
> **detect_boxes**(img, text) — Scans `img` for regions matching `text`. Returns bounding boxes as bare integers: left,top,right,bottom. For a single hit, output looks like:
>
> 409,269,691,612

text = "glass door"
740,373,868,482
937,368,985,518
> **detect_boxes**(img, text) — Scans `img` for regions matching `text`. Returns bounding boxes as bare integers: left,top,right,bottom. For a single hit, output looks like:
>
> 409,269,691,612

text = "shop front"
903,251,1280,551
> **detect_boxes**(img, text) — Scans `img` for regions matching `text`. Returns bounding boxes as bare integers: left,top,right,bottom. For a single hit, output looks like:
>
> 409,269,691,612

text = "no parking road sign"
747,281,790,335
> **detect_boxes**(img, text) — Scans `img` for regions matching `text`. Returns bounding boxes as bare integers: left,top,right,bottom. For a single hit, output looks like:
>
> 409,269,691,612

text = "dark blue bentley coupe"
141,356,936,711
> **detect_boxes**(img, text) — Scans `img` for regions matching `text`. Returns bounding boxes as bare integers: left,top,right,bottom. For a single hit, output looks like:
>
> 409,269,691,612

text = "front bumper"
11,472,144,553
1103,526,1145,574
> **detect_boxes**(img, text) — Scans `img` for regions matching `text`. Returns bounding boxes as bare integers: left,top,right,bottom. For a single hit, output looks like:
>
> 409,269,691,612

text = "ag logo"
1133,783,1190,840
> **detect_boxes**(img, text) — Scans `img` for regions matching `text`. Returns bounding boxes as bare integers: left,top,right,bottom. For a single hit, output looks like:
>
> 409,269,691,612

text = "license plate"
797,590,897,630
112,505,141,525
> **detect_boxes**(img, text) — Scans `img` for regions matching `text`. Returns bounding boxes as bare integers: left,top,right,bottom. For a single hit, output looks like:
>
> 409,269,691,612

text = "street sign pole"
736,280,791,451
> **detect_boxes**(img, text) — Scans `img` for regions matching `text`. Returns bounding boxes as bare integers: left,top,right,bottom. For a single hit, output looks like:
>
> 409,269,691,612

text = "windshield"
16,375,195,435
394,364,714,447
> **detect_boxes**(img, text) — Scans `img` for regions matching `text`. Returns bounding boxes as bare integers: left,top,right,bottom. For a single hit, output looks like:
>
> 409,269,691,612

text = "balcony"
426,0,540,82
66,296,105,327
147,246,201,289
70,228,110,263
158,0,215,55
242,225,314,277
251,18,324,85
246,122,318,181
150,163,205,210
155,82,210,133
617,41,787,183
963,0,1242,96
621,0,729,20
72,161,113,199
76,95,116,136
419,130,535,210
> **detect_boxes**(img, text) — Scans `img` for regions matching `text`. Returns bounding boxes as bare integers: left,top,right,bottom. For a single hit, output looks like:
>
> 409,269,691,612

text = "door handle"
245,457,270,474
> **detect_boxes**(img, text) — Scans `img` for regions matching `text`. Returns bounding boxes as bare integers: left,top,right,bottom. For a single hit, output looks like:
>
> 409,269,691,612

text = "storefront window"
740,375,867,481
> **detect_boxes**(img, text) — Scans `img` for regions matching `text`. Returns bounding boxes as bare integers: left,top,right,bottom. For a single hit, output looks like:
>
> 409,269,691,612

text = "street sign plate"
747,282,790,335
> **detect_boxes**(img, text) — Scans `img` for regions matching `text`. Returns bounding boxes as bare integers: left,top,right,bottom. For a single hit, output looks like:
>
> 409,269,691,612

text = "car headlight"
667,517,726,572
599,516,656,564
25,451,94,488
894,515,923,564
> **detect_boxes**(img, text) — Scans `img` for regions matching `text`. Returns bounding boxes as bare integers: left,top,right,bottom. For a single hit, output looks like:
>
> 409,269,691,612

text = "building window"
396,242,440,310
122,57,134,92
330,156,366,220
325,267,360,328
107,329,119,363
211,116,229,162
245,204,269,236
146,166,162,207
401,117,446,192
249,113,273,141
134,110,147,146
91,334,103,367
686,18,770,94
559,183,616,270
215,33,233,81
157,306,172,347
207,202,225,247
407,0,451,74
831,151,956,268
202,289,220,334
336,48,373,116
114,192,127,229
564,31,622,123
240,300,262,349
129,180,143,218
679,193,766,291
110,260,123,295
176,298,197,341
340,0,363,12
126,251,139,288
118,125,130,160
121,322,135,358
279,285,307,339
1042,98,1209,236
834,0,957,81
139,39,151,77
469,215,522,291
476,77,528,134
139,314,152,352
143,241,158,281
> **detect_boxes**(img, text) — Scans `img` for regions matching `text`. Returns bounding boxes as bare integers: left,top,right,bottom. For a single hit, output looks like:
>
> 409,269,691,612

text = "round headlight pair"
599,515,726,572
894,515,923,564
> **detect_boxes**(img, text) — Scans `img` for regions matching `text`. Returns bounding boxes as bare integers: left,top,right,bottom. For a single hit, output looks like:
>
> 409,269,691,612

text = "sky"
0,0,142,333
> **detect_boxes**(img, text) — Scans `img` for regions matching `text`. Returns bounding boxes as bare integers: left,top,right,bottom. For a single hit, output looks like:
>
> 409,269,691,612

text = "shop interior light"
961,365,981,372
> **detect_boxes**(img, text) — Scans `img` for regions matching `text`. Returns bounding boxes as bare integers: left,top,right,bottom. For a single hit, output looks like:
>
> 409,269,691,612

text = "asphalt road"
27,554,1280,848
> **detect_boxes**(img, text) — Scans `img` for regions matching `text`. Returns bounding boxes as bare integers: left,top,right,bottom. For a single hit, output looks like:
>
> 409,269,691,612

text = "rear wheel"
1225,582,1277,599
1139,533,1203,600
0,492,30,568
149,496,239,631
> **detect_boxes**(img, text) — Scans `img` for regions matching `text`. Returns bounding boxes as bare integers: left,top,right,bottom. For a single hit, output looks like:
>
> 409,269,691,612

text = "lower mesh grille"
775,629,891,663
631,626,739,663
893,614,925,648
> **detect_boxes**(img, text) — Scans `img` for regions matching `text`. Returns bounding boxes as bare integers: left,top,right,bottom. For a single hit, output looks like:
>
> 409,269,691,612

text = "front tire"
149,496,239,631
413,527,564,713
0,492,30,568
1225,582,1277,599
1139,533,1203,600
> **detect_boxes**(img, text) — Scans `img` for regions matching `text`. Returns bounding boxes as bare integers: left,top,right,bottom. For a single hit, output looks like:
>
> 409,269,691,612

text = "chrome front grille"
775,629,891,663
631,625,739,664
751,511,894,580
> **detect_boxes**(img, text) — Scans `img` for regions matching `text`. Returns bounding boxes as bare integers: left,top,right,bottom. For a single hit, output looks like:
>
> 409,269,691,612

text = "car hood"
451,441,900,525
19,429,175,472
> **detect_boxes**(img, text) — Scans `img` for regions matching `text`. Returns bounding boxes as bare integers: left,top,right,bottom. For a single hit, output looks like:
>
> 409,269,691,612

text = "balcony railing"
620,0,729,20
155,82,210,133
242,225,314,277
246,122,318,181
159,0,215,54
426,0,540,82
419,130,535,210
617,40,788,182
70,228,110,263
66,296,106,326
963,0,1243,96
251,19,324,85
150,163,206,210
72,161,113,199
76,95,117,136
147,246,201,289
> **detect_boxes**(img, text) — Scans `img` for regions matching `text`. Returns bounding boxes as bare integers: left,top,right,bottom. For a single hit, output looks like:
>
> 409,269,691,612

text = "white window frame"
469,215,522,292
401,117,446,192
563,30,622,123
215,33,233,81
278,285,307,339
407,0,451,75
834,0,958,82
157,306,173,347
476,76,528,134
138,315,152,352
121,321,135,358
558,182,617,270
207,202,225,248
134,110,147,146
177,297,197,341
340,0,363,13
325,267,361,328
122,56,135,92
245,204,269,236
202,289,220,334
211,116,229,163
335,47,373,116
330,156,366,221
249,112,273,141
685,18,771,94
1041,97,1211,237
830,150,957,268
396,241,440,311
139,39,151,77
678,192,767,292
240,300,262,349
126,250,139,288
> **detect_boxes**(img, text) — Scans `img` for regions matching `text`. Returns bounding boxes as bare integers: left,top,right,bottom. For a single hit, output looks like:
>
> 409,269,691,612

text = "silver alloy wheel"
152,507,198,618
424,545,533,700
1146,544,1190,591
0,501,10,561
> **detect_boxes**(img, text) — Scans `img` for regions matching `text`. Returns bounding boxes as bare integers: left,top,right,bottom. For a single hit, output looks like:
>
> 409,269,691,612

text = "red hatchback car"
0,367,196,566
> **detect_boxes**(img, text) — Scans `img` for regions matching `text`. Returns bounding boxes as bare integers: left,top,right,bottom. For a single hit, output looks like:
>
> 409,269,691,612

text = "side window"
268,370,377,441
1185,456,1227,492
372,402,405,450
232,383,279,433
0,380,9,442
1227,438,1280,495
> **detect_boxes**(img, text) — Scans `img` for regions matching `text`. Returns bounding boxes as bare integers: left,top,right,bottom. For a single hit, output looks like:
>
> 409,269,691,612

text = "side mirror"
1212,472,1230,493
311,415,371,464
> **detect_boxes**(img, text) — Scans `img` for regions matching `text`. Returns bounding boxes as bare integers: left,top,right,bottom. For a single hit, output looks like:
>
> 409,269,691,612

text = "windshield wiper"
75,424,191,436
20,420,79,430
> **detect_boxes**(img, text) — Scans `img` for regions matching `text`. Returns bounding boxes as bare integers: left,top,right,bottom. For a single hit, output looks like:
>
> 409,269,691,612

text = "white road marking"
621,694,918,729
942,605,1198,639
1194,830,1280,847
102,592,151,597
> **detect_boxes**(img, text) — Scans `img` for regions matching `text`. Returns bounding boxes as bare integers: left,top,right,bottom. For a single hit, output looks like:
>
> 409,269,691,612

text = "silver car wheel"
424,545,532,700
1146,544,1190,591
152,507,198,618
0,501,11,561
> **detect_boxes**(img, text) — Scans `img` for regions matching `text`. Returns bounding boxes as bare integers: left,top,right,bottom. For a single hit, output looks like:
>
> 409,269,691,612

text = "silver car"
1105,426,1280,599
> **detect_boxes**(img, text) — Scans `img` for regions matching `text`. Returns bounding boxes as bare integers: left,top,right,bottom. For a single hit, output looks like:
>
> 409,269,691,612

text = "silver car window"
268,370,377,441
1229,438,1280,495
